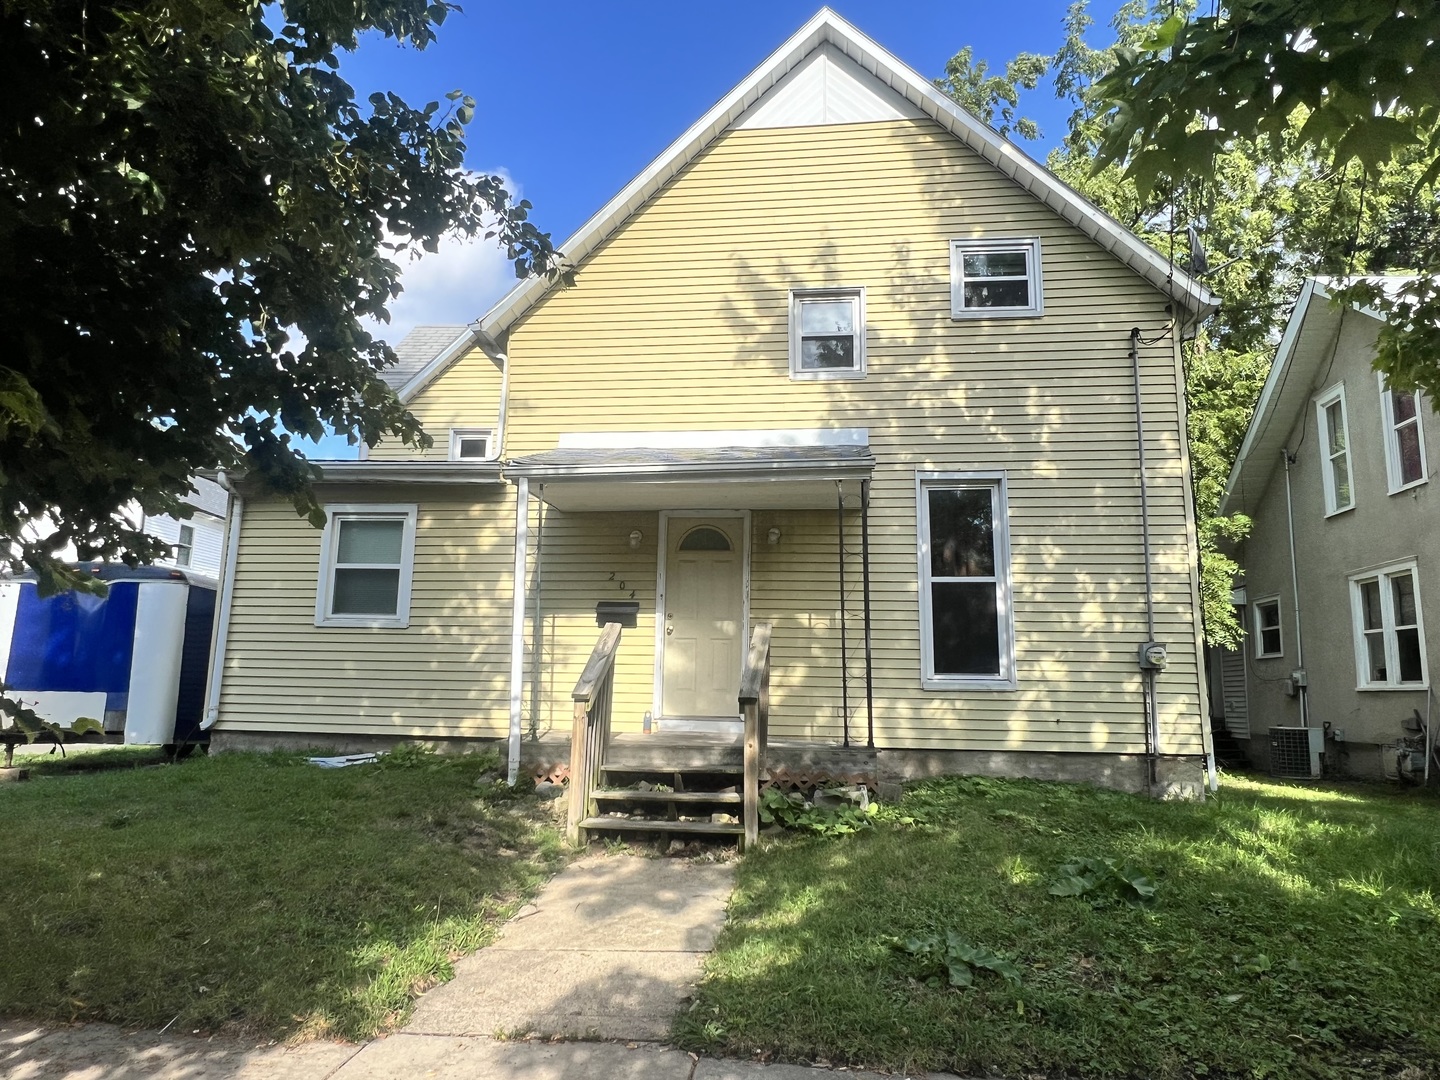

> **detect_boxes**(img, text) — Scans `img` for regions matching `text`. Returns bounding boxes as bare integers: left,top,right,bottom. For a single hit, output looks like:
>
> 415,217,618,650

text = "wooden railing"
739,621,773,849
567,622,622,843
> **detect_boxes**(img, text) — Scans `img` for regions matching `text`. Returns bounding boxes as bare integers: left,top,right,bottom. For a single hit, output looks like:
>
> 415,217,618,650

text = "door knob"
666,625,674,635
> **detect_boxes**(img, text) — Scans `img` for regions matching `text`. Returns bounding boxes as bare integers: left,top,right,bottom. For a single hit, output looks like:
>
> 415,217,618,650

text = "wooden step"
579,816,743,836
592,789,741,804
599,763,742,776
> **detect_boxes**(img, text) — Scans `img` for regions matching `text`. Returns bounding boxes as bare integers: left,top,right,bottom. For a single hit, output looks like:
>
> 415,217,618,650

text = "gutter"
201,470,244,731
1281,449,1310,726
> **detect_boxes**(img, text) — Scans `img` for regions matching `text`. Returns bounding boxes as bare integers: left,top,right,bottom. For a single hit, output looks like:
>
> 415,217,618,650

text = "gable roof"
1219,277,1397,516
405,8,1218,401
381,325,471,392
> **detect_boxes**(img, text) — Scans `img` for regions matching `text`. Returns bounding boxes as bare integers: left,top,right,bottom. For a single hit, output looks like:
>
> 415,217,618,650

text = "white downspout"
201,471,243,731
1281,449,1309,726
507,477,530,785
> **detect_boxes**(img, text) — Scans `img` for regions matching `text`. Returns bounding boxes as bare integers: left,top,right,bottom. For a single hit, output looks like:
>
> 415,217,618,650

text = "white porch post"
507,477,530,785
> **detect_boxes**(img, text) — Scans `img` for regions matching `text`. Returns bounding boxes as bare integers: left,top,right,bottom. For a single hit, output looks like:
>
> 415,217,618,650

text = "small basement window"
1253,597,1283,659
789,288,865,379
950,237,1043,318
315,504,418,628
449,428,493,461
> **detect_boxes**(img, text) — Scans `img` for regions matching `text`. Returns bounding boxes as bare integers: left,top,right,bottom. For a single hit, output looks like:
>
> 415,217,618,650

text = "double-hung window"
789,288,865,379
315,504,418,628
175,524,194,569
1315,384,1353,515
1350,562,1427,688
950,237,1043,318
917,473,1015,689
1379,374,1428,492
1252,597,1283,659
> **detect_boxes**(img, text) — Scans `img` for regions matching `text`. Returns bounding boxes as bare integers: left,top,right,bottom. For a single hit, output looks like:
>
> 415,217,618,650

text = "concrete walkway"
406,853,733,1041
4,854,960,1078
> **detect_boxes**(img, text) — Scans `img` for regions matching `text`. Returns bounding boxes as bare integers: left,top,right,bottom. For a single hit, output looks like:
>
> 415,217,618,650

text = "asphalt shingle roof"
379,325,469,391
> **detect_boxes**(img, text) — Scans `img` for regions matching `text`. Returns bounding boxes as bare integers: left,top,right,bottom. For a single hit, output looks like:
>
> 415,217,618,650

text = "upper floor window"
315,504,418,628
175,524,194,569
950,237,1043,319
1315,384,1353,515
916,473,1015,690
1253,596,1283,659
1379,374,1428,493
789,288,865,379
449,428,494,461
1350,561,1427,689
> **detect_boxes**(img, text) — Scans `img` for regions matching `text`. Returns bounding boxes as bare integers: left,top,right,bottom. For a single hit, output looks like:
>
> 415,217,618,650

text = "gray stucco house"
1219,278,1437,780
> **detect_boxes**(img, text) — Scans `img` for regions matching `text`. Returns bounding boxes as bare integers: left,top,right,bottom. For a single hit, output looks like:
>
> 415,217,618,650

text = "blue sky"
312,1,1107,455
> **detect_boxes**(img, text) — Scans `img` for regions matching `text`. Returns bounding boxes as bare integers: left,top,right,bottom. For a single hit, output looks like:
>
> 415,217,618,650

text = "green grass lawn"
0,748,566,1041
677,774,1440,1080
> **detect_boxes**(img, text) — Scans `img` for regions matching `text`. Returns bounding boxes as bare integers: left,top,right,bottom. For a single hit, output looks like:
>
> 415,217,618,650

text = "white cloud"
365,170,528,345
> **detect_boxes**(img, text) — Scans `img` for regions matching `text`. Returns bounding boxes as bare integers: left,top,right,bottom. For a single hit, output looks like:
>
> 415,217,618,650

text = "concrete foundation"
210,730,505,757
875,748,1209,801
211,729,1209,799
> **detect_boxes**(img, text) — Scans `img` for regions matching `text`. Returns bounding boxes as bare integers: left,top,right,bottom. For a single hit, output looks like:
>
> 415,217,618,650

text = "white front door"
661,517,744,720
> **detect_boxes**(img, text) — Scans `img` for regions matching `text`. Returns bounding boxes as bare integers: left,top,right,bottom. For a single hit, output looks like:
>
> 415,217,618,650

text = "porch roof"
506,445,875,511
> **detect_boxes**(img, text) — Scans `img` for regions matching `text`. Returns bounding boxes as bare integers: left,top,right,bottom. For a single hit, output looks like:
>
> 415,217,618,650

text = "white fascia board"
472,7,1216,349
310,462,504,485
557,427,869,449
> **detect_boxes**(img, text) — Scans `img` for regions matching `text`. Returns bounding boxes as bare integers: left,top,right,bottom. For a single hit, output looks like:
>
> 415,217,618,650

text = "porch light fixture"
767,527,782,545
628,529,643,549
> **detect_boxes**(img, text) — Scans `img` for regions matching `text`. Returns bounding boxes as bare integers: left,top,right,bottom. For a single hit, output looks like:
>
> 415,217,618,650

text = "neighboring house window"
449,428,493,461
1253,597,1283,659
789,288,865,379
175,524,194,568
950,237,1043,318
916,473,1015,690
1379,374,1428,492
1315,384,1353,515
315,504,418,628
1350,561,1427,688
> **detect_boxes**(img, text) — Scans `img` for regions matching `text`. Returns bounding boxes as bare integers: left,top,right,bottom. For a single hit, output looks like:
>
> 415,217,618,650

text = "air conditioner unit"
1269,726,1323,779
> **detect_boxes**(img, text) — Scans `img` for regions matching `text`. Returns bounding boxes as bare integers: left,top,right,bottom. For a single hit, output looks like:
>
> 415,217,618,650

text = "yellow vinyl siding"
217,488,514,737
367,346,503,461
389,118,1207,755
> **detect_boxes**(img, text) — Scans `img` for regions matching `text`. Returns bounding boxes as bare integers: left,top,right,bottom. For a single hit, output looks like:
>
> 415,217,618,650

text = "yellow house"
203,10,1219,827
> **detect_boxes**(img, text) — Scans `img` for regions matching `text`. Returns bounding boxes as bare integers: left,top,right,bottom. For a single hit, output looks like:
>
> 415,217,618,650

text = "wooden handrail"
572,621,622,704
740,621,773,850
568,622,623,843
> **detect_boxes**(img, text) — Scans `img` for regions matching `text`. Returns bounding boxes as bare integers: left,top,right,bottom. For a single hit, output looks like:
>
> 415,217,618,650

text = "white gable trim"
734,42,923,129
433,8,1215,404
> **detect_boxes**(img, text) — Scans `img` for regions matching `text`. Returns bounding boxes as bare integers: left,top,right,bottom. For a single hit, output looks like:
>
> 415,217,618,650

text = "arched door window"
677,526,732,551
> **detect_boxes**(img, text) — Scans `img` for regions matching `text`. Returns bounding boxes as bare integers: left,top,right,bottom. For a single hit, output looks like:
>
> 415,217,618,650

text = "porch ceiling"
507,445,875,511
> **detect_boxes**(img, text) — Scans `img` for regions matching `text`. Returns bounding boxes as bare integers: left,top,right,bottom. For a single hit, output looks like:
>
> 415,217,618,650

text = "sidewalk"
1,854,959,1079
3,1023,955,1078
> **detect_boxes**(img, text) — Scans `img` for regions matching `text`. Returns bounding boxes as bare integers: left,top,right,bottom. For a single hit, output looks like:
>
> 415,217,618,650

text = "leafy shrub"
1049,856,1159,909
758,788,872,836
897,930,1021,988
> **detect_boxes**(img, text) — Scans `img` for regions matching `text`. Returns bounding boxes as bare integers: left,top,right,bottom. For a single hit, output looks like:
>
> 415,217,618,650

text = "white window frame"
788,288,866,380
315,503,419,629
175,524,194,569
1349,559,1428,690
1252,596,1283,659
449,427,495,462
915,471,1016,691
1314,383,1354,516
1378,373,1429,494
950,236,1044,319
